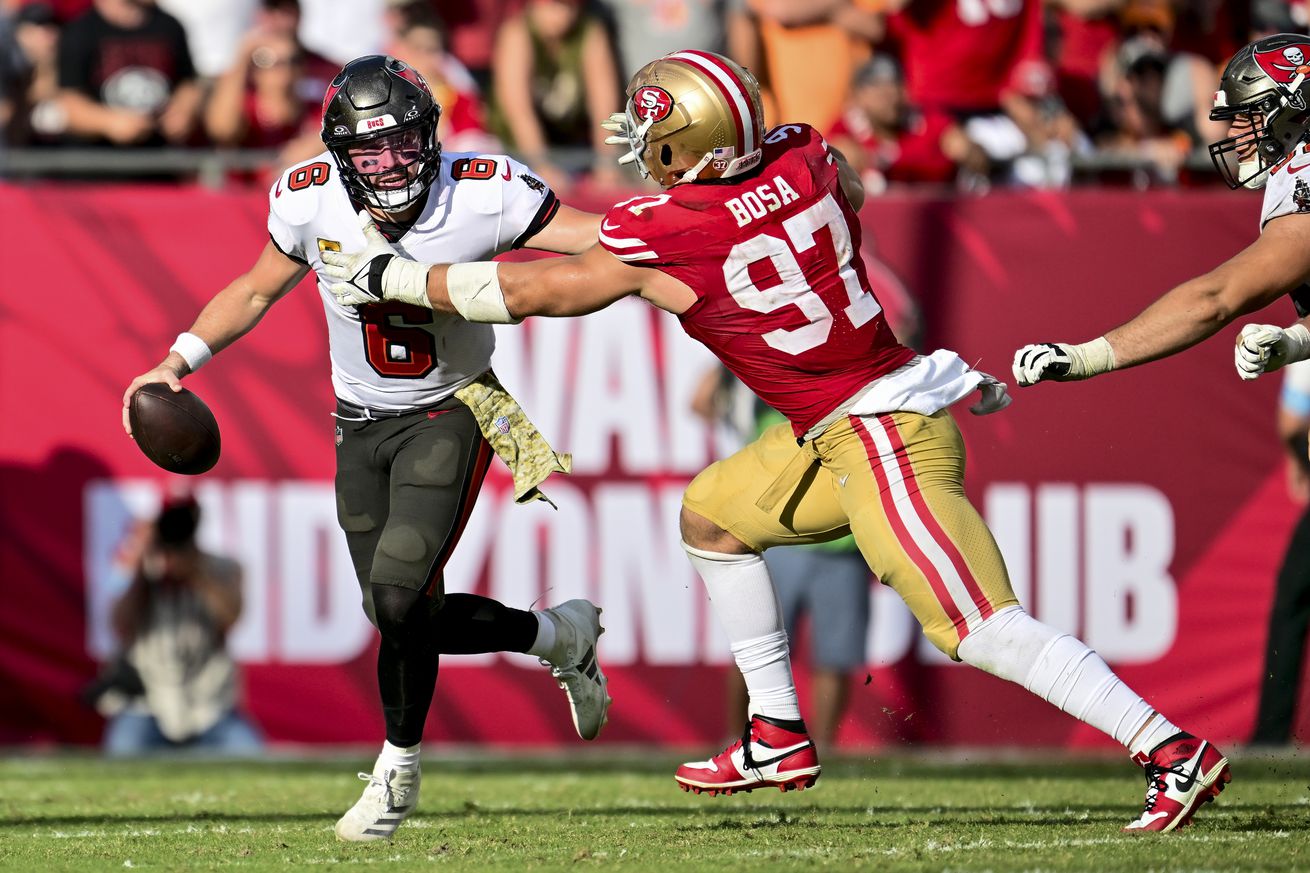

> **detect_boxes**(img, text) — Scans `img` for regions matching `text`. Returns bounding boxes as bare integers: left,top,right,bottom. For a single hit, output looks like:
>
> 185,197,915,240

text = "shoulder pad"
599,193,687,263
270,155,336,228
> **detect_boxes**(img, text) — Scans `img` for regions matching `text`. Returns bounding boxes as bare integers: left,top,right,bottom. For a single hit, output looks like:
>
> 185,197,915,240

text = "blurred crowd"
0,0,1303,190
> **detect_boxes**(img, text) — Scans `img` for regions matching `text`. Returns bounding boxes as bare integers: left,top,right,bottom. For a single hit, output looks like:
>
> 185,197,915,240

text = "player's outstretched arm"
417,244,655,320
1014,215,1310,387
121,242,308,436
521,204,602,255
322,211,696,321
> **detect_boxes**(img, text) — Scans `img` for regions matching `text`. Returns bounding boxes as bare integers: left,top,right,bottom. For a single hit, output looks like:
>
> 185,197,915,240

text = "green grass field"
1,752,1307,872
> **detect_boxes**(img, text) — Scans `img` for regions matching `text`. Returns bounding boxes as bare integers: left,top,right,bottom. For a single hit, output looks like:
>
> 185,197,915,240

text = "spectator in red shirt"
827,55,987,192
885,0,1044,116
1047,0,1126,129
431,0,522,91
204,30,317,153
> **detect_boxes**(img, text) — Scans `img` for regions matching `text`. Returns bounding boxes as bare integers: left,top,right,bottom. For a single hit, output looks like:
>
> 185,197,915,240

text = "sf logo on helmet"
633,86,674,123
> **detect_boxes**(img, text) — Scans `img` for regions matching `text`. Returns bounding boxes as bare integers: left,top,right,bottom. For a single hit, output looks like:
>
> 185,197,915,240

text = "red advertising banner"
0,183,1301,749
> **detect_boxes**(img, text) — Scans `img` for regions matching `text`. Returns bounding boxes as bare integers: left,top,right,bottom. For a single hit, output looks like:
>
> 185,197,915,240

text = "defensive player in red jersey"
322,50,1230,832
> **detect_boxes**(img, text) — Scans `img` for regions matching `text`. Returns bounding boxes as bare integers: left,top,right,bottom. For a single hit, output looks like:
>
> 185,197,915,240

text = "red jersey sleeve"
598,193,708,269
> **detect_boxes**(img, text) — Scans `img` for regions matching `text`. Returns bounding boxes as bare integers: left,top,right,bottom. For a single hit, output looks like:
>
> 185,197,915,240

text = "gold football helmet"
614,50,765,187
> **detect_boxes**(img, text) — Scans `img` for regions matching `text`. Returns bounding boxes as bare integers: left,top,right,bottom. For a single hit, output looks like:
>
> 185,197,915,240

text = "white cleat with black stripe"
334,765,420,842
540,599,611,740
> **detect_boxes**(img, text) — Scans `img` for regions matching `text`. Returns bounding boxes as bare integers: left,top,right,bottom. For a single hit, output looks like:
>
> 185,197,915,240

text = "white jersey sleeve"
268,158,337,263
446,153,560,251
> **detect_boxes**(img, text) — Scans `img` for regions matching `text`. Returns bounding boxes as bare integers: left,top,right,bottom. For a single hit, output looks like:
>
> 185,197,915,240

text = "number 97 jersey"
598,123,914,436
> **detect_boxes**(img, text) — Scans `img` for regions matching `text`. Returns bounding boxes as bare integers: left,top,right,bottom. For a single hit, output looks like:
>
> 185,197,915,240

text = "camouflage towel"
455,370,572,506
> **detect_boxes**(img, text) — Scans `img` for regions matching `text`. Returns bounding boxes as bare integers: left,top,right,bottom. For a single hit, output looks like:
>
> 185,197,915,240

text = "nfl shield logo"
335,424,344,446
495,415,511,435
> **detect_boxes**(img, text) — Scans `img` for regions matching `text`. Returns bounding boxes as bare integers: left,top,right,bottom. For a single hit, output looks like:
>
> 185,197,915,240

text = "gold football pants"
683,409,1018,659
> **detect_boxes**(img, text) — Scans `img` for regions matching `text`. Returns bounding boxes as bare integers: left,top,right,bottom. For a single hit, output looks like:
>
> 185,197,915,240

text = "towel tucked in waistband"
454,370,572,506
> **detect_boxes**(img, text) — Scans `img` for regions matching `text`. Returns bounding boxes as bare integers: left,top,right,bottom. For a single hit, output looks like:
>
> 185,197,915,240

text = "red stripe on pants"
877,414,994,624
851,414,968,634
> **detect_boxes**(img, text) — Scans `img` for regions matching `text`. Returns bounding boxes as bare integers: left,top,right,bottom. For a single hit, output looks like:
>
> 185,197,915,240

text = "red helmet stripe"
321,80,343,115
667,50,754,155
391,61,433,96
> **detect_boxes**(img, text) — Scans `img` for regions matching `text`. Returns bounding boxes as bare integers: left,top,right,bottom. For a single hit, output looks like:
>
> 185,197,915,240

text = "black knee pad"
372,584,434,641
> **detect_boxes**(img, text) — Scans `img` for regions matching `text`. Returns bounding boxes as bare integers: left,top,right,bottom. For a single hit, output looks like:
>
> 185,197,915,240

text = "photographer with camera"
93,495,263,757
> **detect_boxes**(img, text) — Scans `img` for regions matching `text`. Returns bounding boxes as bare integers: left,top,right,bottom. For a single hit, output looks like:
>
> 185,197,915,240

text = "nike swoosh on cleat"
748,740,813,768
1170,746,1207,793
1135,811,1170,826
682,759,720,773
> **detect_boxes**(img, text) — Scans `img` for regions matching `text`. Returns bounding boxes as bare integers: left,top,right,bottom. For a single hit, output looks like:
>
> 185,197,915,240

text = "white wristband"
446,262,521,324
380,256,433,309
169,331,212,373
1065,336,1116,379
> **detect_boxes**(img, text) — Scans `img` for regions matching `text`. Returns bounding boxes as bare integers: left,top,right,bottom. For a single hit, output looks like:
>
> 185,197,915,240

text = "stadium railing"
0,146,1223,187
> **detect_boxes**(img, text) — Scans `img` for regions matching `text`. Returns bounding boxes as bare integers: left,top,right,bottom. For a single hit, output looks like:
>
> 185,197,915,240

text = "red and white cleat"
1124,733,1231,833
675,714,821,796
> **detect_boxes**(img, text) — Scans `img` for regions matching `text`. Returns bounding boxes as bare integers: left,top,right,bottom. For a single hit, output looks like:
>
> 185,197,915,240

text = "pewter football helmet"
1209,33,1310,188
321,55,441,211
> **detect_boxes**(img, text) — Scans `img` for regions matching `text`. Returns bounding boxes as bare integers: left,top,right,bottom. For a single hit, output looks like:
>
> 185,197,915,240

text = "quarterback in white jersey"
122,55,611,842
269,144,555,411
1012,33,1310,389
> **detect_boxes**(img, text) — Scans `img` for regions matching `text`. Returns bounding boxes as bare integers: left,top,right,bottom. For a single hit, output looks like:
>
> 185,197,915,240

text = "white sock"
527,611,557,660
683,542,801,722
731,631,800,721
956,606,1182,755
378,740,421,771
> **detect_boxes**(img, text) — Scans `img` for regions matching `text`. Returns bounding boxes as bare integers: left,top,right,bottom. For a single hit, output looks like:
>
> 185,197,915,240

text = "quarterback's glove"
1234,322,1310,380
1012,337,1116,387
600,112,629,145
320,211,432,308
600,112,640,167
969,373,1012,415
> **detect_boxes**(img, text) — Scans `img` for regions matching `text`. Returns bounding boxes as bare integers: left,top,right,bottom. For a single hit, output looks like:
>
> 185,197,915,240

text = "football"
128,383,221,475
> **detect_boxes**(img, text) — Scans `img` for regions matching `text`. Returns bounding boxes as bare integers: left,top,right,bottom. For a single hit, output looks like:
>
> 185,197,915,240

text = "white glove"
600,112,640,167
319,211,432,308
600,112,629,145
1012,337,1115,387
969,373,1012,416
1234,322,1310,380
1012,343,1074,386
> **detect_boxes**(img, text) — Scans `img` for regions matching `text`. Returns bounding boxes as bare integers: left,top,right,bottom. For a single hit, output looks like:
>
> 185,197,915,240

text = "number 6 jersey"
268,150,559,412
